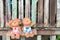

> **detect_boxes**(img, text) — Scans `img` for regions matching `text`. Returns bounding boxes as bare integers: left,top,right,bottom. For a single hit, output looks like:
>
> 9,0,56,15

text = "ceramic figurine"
7,18,22,39
22,18,37,38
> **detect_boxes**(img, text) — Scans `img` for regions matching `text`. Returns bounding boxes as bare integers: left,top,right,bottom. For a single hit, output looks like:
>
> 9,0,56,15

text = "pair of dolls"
7,18,37,39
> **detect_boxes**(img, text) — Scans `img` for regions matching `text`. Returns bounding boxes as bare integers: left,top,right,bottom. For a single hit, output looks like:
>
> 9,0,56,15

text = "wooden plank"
19,0,25,40
12,0,17,19
50,0,56,40
25,0,30,18
43,0,50,40
19,0,24,19
1,29,60,35
0,0,4,27
7,0,11,21
37,35,41,40
49,0,56,27
38,0,44,40
57,0,60,27
57,0,60,40
32,0,38,23
38,0,44,27
44,0,49,27
50,36,56,40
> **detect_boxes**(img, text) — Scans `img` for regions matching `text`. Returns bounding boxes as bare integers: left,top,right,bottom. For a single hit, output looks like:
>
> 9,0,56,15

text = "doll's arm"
30,22,36,27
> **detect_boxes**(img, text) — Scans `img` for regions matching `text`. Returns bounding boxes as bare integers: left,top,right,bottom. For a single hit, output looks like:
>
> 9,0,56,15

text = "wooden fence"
0,0,60,40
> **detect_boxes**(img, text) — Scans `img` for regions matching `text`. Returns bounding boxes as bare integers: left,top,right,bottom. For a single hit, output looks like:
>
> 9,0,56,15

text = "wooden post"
19,0,24,19
57,0,60,40
25,0,30,18
44,0,49,27
12,0,17,19
49,0,56,27
38,0,43,27
50,36,56,40
19,0,25,40
7,0,11,21
57,0,60,27
0,0,4,28
50,0,56,40
32,0,38,23
37,35,41,40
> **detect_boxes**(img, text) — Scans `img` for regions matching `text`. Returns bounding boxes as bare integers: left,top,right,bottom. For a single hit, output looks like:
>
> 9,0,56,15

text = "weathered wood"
38,0,44,27
50,0,56,40
25,0,30,18
49,0,56,27
12,0,17,19
57,0,60,40
44,0,49,27
1,28,60,35
32,0,38,23
0,0,4,27
50,36,56,40
57,0,60,27
7,0,11,21
19,0,24,19
37,35,41,40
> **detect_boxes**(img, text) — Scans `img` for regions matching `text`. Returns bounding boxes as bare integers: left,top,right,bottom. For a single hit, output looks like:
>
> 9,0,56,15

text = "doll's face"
22,18,31,25
8,18,21,27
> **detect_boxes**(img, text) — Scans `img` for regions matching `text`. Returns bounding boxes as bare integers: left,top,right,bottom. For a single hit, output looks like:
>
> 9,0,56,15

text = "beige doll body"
7,18,22,39
22,18,37,38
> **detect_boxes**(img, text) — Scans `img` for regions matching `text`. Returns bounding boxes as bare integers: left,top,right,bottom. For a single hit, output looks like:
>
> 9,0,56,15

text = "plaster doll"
7,18,22,39
22,18,37,38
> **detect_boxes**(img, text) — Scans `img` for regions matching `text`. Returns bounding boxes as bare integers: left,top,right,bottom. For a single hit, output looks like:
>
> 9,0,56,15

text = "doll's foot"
25,34,29,38
33,29,37,35
29,32,34,37
11,34,15,39
15,34,20,39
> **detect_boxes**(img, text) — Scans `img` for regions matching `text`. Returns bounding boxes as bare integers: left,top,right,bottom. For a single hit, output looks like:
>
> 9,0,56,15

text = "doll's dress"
23,26,32,34
11,27,20,34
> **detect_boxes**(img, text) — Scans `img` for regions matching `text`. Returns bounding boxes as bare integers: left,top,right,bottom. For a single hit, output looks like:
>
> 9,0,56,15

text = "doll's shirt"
12,27,20,34
23,26,32,34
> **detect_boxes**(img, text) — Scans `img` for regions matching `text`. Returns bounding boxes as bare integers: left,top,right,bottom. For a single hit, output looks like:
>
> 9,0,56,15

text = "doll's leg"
25,33,29,38
29,32,34,37
15,34,20,39
11,33,15,39
33,29,37,35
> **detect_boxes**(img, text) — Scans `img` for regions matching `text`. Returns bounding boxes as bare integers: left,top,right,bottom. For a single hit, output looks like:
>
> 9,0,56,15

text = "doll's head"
7,18,21,27
22,18,31,26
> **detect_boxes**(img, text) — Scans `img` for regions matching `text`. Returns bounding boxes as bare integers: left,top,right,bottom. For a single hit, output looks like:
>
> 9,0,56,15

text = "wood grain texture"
44,0,49,27
31,0,38,23
25,0,30,18
12,0,17,19
49,0,56,27
7,0,11,21
38,0,43,27
57,0,60,27
19,0,24,19
0,0,4,27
